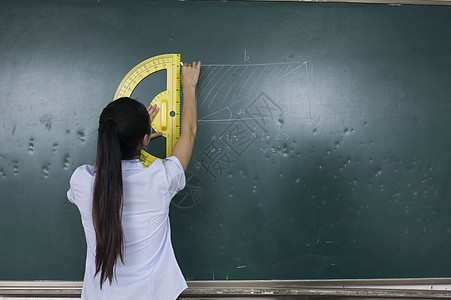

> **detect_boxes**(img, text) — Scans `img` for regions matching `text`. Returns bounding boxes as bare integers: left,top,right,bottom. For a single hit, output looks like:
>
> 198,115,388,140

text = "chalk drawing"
243,49,250,62
196,93,284,182
172,174,204,209
193,60,312,182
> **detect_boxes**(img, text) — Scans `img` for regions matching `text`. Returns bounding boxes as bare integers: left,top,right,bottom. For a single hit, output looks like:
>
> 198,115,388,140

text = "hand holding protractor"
114,54,181,167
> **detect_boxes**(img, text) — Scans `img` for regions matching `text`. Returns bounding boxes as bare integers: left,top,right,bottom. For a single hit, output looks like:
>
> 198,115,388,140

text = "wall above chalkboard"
191,0,451,6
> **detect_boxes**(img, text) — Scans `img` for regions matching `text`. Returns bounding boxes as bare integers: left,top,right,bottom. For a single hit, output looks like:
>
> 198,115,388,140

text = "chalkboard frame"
195,0,451,6
1,279,451,298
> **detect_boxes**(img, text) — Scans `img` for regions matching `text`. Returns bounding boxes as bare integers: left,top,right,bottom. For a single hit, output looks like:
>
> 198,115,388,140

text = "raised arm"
170,61,201,171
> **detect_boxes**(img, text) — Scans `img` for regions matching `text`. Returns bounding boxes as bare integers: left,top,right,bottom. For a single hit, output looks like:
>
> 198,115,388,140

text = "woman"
67,61,201,299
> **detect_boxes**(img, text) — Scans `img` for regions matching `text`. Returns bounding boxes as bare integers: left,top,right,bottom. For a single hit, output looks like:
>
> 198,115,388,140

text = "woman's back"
68,157,187,300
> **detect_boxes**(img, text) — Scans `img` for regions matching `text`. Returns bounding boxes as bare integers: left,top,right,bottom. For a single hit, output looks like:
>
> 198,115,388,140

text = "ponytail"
93,118,124,288
92,98,150,288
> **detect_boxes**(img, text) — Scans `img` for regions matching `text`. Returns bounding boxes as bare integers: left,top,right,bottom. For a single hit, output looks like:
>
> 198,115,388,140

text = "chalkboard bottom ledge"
1,279,451,299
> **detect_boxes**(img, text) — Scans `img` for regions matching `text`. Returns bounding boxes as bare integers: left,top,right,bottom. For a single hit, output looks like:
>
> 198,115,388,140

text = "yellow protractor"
114,54,181,167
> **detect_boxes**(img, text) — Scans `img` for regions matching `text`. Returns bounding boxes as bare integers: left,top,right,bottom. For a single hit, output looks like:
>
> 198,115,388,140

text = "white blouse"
67,156,187,300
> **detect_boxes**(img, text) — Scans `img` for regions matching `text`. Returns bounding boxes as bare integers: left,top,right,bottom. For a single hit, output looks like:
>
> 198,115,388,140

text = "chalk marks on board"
193,61,312,183
197,61,311,115
172,174,204,209
196,92,284,182
243,49,250,63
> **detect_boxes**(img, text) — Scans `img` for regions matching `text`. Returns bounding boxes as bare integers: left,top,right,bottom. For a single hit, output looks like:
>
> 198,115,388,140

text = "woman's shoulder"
70,164,96,182
147,156,183,173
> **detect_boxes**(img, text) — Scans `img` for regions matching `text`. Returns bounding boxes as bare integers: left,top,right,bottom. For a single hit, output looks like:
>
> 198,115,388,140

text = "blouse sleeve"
67,170,78,204
163,156,186,199
66,165,90,205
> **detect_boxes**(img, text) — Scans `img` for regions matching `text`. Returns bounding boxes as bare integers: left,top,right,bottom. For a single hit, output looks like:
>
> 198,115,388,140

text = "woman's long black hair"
93,97,150,288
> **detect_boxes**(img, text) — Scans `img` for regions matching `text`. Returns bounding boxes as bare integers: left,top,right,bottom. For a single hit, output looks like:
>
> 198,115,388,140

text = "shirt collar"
87,159,143,175
121,159,144,170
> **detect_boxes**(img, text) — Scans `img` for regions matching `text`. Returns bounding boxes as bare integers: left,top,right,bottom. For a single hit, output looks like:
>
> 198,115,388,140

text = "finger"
151,107,159,119
146,105,157,121
150,132,163,139
147,104,157,113
150,104,158,112
147,104,156,112
149,107,159,121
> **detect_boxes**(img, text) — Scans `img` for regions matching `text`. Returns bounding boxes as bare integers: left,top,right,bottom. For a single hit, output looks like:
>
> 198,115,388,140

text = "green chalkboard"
1,0,451,281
